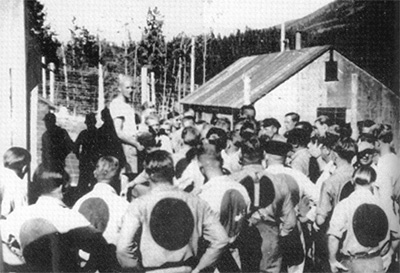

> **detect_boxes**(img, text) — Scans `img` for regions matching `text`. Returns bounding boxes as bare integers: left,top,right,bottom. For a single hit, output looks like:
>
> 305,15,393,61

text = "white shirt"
1,196,90,265
267,164,319,204
375,153,400,217
73,183,129,245
199,175,250,216
0,167,28,218
109,96,137,136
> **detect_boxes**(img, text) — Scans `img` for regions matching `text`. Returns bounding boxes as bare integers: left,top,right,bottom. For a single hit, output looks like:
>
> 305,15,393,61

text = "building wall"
255,50,400,144
0,0,28,156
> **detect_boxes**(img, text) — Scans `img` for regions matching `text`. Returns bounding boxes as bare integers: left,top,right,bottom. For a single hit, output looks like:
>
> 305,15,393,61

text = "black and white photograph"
0,0,399,272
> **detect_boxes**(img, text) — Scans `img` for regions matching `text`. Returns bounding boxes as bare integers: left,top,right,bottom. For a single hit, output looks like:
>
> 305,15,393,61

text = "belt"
144,257,197,272
341,250,381,260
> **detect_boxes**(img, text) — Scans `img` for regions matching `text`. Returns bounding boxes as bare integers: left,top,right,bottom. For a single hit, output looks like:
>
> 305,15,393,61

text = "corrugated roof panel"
181,45,331,109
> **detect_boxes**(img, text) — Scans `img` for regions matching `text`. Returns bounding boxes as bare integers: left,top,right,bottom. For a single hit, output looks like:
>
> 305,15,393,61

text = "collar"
242,164,264,172
202,175,232,190
37,196,67,208
92,183,117,195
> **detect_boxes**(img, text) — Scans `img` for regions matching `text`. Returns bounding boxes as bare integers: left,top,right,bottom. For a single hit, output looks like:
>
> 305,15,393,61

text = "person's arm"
116,203,141,269
279,188,297,237
316,182,333,227
328,235,348,273
113,117,144,151
193,202,229,272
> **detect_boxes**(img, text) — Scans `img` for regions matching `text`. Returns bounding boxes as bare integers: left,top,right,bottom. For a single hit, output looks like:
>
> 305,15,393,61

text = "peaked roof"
181,45,331,110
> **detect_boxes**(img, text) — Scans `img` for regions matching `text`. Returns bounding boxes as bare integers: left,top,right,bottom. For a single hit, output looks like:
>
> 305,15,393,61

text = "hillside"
284,0,399,93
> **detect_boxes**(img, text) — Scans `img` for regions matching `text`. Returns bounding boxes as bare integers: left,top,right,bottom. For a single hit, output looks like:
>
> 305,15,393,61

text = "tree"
26,0,61,68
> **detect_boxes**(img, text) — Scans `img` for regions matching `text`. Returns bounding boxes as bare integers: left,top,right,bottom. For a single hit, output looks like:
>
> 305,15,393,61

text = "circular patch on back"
79,198,110,233
352,203,388,247
339,181,355,201
20,218,58,249
259,175,276,208
150,198,194,251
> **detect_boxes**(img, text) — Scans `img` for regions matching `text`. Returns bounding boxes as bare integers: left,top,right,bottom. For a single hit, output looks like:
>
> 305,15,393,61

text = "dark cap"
261,118,281,129
206,127,228,151
262,140,292,156
43,113,56,122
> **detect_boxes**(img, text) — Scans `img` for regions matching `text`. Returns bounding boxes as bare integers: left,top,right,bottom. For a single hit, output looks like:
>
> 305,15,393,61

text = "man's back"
73,183,129,246
117,185,229,270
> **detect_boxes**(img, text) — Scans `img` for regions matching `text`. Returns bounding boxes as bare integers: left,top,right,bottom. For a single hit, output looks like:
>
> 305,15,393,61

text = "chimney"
280,22,285,52
295,31,301,50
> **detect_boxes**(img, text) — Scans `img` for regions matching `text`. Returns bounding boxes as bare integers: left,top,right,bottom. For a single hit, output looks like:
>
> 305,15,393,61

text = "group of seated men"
0,104,400,273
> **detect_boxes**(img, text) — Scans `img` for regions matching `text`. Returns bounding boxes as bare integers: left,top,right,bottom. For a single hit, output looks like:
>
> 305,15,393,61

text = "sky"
39,0,333,44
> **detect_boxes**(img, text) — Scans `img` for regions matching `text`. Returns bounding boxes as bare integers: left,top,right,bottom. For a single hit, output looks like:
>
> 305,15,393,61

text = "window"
317,107,346,125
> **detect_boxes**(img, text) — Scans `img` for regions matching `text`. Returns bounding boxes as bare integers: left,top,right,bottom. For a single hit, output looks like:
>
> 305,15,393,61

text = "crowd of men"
0,74,399,273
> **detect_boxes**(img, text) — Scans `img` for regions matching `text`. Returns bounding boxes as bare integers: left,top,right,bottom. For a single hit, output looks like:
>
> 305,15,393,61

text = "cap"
261,118,281,129
206,127,228,150
262,140,292,156
43,113,56,122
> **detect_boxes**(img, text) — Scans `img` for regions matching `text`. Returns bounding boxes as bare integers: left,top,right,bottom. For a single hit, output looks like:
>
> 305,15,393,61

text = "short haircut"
374,124,393,144
332,137,357,163
315,115,332,126
358,133,376,144
261,118,281,130
240,105,256,115
241,137,263,164
295,121,313,137
320,133,339,150
95,156,120,181
286,128,310,147
182,116,195,127
285,112,300,123
145,150,174,184
240,120,258,141
197,143,223,170
145,114,160,125
216,117,231,132
33,169,69,195
357,119,375,134
182,126,200,147
353,165,376,186
3,147,31,170
118,74,134,87
206,127,228,152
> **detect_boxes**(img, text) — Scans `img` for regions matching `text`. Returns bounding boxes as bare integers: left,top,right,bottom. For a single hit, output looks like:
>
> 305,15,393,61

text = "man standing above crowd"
117,150,229,272
109,75,143,190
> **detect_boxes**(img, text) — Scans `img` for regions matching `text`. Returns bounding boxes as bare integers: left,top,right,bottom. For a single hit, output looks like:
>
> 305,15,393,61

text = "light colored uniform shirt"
328,187,398,256
199,175,250,216
1,196,90,265
116,184,229,270
73,183,129,246
109,96,137,137
0,167,28,218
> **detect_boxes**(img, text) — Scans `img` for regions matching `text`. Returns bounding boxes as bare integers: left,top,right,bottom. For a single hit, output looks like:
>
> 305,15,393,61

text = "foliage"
65,21,99,69
26,0,61,68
